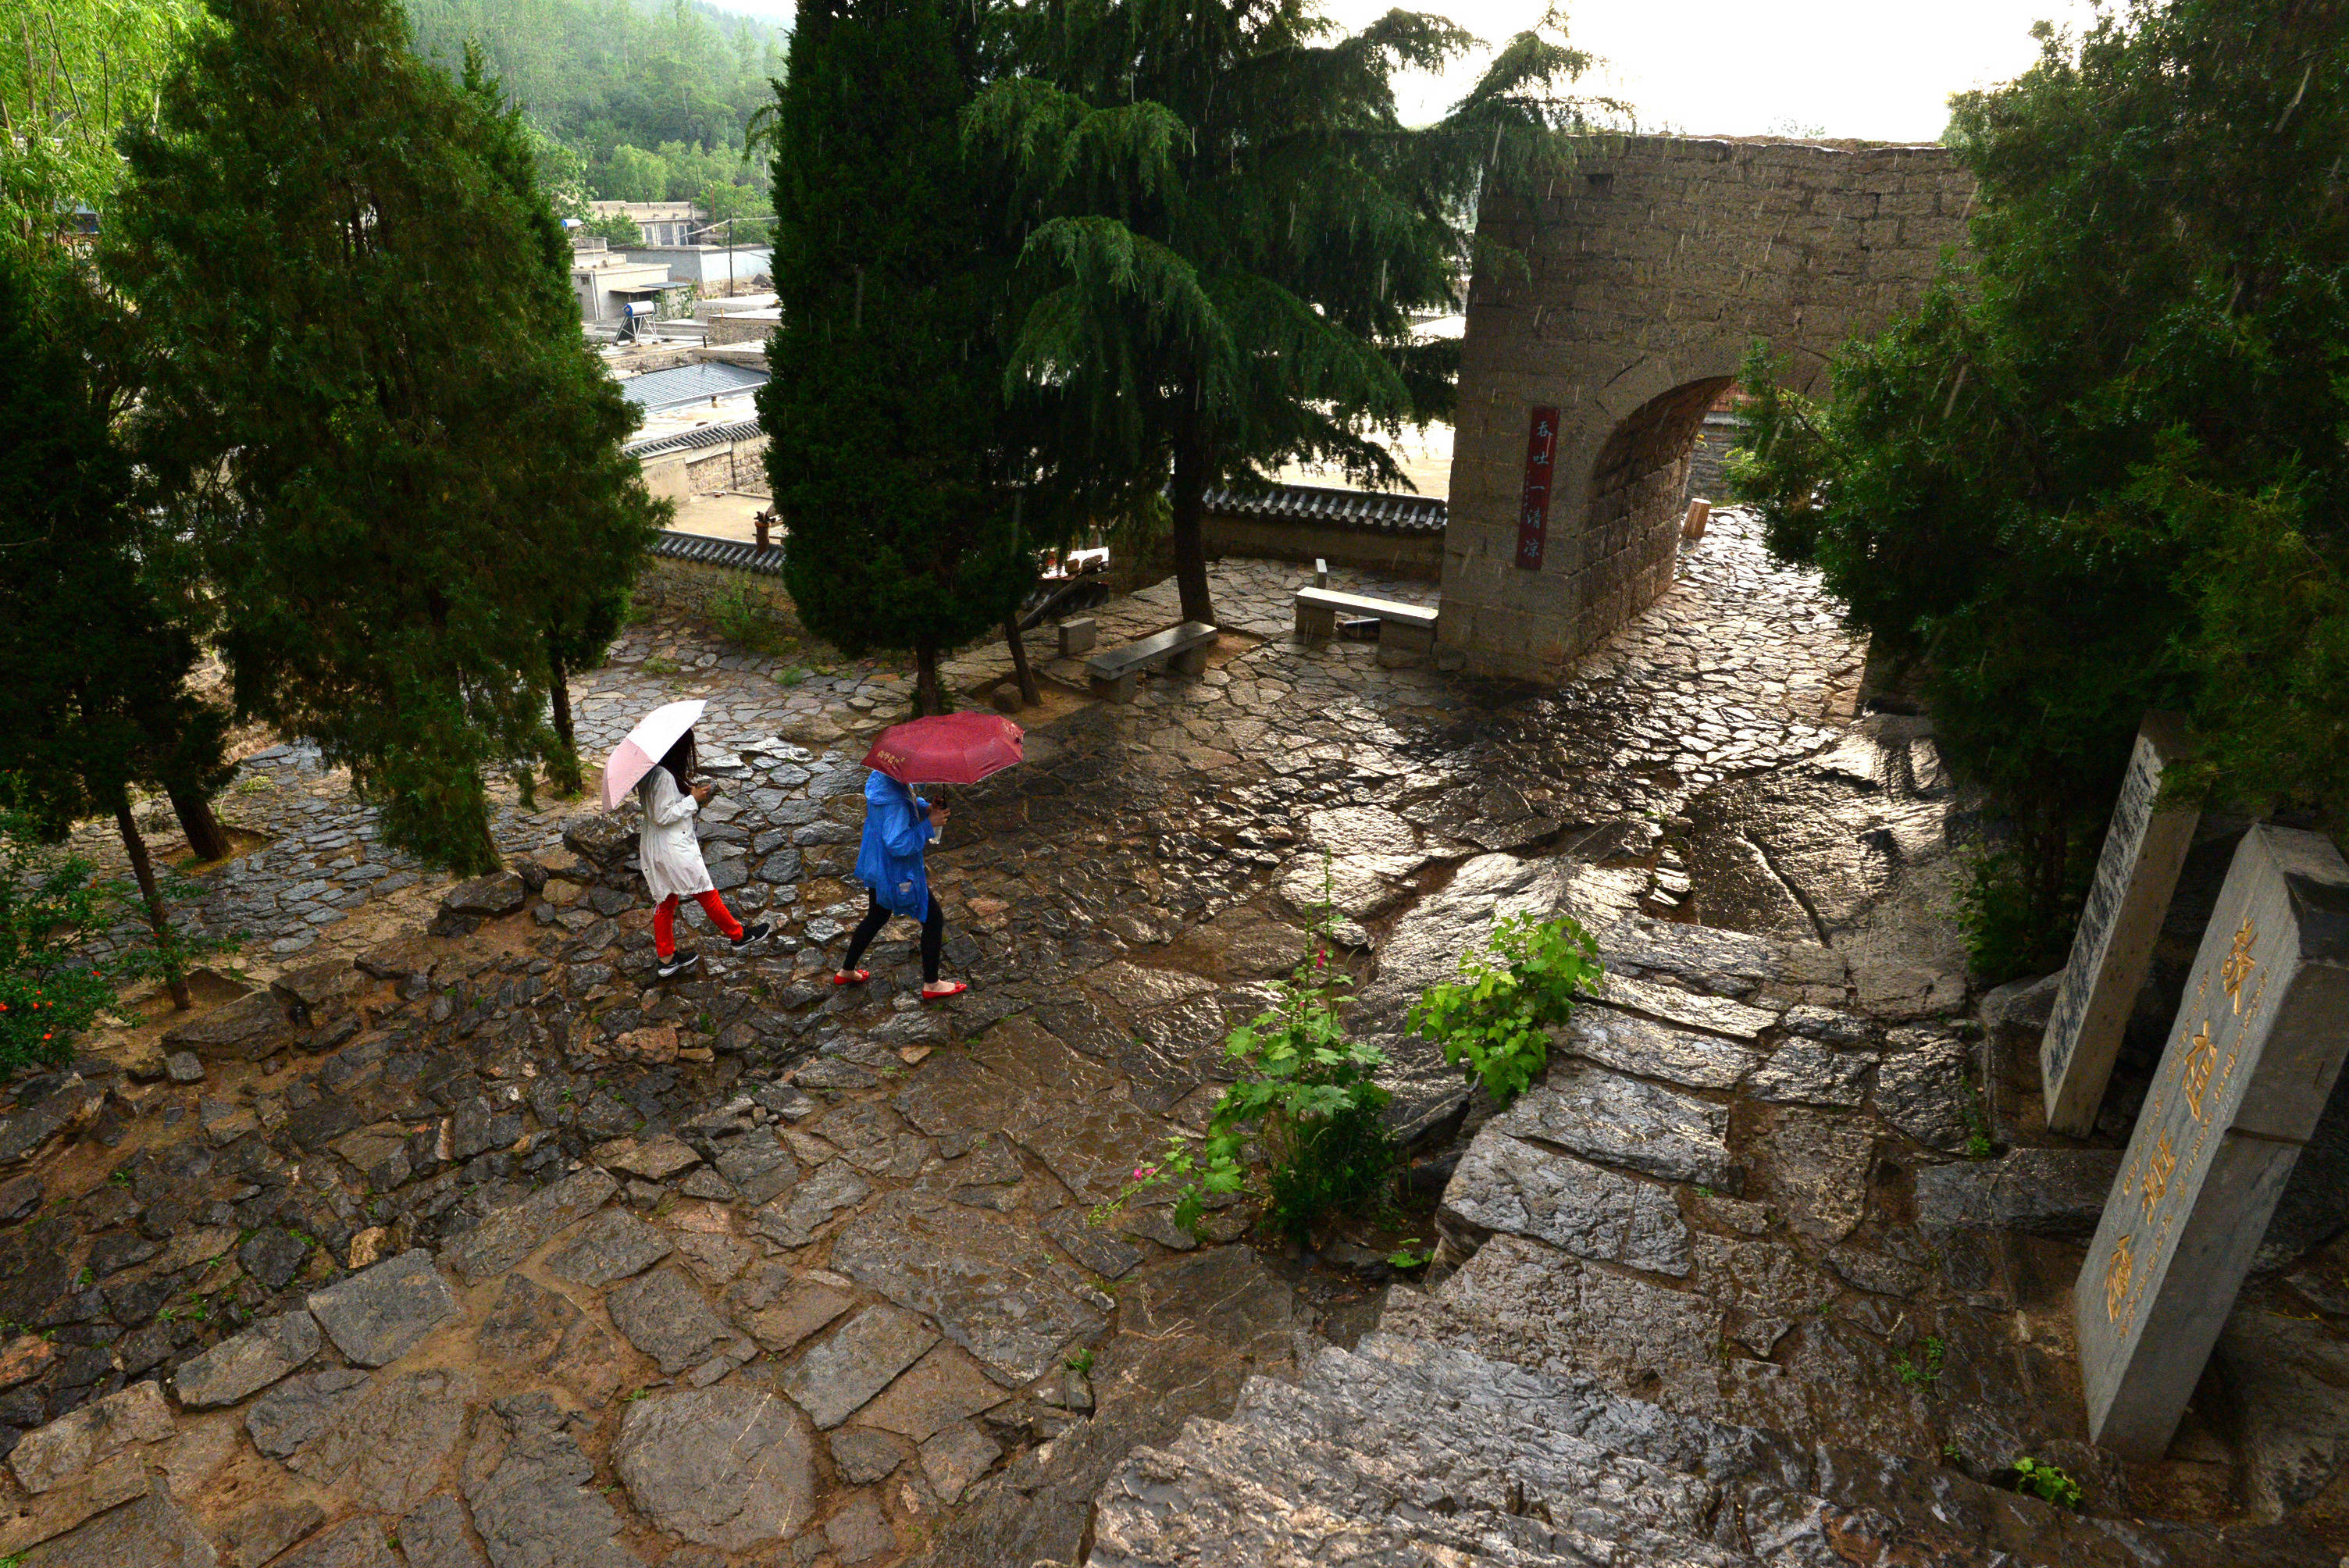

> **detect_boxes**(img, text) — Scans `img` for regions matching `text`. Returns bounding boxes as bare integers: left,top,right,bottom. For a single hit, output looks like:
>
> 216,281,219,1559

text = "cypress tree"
110,0,662,872
757,0,1034,716
968,1,1613,626
0,249,230,1011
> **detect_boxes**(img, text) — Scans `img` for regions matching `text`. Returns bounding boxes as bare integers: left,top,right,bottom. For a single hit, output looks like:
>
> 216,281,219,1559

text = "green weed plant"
2009,1456,2083,1510
1409,911,1604,1103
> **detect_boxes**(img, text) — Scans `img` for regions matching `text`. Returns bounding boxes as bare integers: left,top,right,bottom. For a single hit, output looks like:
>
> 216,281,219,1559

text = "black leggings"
843,889,944,982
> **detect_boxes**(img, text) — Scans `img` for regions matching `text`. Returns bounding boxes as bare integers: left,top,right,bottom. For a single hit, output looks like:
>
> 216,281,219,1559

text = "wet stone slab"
305,1250,461,1367
1747,1042,1873,1109
287,1368,472,1514
831,1191,1110,1386
1552,1008,1758,1092
1488,1062,1734,1188
1873,1033,1975,1152
613,1388,814,1551
605,1267,737,1375
463,1393,642,1568
783,1305,939,1429
752,1160,871,1248
170,1311,320,1409
1442,1127,1692,1277
546,1209,674,1288
1587,973,1780,1041
442,1168,619,1285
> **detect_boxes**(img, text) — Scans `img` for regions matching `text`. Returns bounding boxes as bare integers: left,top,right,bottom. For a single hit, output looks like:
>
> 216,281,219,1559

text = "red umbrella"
861,711,1025,785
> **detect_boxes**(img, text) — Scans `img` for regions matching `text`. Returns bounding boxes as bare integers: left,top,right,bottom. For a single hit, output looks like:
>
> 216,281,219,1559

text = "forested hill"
407,0,785,218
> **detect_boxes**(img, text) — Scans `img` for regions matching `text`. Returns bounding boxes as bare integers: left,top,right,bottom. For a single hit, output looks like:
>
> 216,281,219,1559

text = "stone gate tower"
1438,136,1974,682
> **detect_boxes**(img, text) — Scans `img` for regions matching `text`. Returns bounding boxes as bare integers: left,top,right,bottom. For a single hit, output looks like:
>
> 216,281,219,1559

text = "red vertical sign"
1515,405,1559,570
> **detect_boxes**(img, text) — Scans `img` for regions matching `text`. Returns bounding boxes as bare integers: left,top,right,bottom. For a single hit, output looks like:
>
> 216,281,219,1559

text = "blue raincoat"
854,770,933,918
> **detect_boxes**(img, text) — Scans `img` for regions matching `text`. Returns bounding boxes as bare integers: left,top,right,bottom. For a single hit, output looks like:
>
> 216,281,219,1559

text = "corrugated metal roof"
620,361,771,414
625,417,765,460
649,529,784,577
1203,481,1446,536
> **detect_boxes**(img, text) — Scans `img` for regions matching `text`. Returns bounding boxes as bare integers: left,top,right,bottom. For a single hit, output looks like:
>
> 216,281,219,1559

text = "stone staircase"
1086,1305,2329,1568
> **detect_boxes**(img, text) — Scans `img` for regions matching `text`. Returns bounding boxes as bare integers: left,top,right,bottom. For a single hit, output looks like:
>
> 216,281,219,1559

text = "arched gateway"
1437,135,1975,681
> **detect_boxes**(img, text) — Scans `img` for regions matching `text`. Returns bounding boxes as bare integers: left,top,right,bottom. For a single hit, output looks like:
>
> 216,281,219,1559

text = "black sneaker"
655,952,701,981
731,921,774,952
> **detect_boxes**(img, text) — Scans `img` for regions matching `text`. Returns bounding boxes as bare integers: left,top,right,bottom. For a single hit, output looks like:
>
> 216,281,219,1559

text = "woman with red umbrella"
832,711,1023,1000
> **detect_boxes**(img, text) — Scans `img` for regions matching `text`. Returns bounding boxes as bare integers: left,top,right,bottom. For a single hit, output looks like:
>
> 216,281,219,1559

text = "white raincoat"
636,768,714,901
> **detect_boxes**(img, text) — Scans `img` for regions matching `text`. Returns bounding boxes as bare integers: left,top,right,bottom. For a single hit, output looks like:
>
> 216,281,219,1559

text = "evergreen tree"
1730,0,2349,971
112,0,664,873
0,248,230,1010
967,0,1615,625
757,0,1034,715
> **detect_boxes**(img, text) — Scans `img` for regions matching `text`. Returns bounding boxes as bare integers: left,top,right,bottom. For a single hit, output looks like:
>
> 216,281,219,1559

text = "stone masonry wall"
1684,412,1741,507
1440,137,1973,681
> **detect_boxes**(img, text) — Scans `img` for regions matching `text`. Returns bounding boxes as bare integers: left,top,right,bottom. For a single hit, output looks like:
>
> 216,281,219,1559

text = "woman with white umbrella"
604,701,771,980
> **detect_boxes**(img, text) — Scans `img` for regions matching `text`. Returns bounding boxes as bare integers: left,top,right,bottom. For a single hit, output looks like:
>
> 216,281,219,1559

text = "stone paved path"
8,515,2333,1565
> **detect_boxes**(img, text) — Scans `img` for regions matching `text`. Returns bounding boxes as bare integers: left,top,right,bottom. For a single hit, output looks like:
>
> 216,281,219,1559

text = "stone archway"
1579,374,1737,638
1436,134,1974,682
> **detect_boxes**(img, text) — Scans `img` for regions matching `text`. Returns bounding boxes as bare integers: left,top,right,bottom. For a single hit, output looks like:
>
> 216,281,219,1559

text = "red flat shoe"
832,970,870,986
921,982,969,1003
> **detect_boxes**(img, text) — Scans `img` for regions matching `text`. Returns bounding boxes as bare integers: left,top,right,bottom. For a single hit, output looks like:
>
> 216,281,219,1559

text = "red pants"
654,890,743,957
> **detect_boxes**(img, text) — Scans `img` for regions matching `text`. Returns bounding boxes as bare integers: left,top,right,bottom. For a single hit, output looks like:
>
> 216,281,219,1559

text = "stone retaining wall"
1203,515,1442,579
1441,135,1973,681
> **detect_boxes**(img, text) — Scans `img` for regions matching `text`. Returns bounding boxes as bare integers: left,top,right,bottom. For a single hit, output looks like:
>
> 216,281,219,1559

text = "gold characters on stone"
2222,917,2258,1014
2138,1133,2176,1220
2105,1231,2135,1324
2182,1022,2219,1121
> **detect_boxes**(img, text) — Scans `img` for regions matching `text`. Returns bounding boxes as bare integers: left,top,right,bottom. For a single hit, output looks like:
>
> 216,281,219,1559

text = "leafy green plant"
2009,1456,2082,1510
1408,912,1604,1103
1962,1099,1994,1161
708,576,786,654
1895,1335,1945,1388
1099,947,1394,1247
1064,1348,1093,1375
1386,1240,1432,1271
0,796,113,1071
1954,843,2087,985
640,656,681,677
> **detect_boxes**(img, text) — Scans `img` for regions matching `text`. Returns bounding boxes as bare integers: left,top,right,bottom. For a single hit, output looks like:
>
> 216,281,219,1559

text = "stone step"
1357,1295,2326,1568
1086,1379,1757,1568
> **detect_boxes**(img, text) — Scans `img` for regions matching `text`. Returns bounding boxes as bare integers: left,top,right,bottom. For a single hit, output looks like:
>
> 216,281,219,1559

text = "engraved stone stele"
2076,825,2349,1458
2041,713,2199,1135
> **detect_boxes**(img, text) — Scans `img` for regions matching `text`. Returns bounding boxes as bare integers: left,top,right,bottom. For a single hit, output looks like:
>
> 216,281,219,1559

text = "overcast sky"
1330,0,2107,141
712,0,2102,144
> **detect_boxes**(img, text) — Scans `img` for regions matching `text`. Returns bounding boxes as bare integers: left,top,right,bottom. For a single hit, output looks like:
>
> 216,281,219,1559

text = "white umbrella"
601,699,708,812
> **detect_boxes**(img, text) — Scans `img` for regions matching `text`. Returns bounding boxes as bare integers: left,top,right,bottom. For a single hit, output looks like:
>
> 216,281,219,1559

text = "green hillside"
408,0,784,223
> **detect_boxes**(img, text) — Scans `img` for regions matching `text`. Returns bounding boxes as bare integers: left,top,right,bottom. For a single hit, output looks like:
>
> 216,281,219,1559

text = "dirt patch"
970,675,1091,729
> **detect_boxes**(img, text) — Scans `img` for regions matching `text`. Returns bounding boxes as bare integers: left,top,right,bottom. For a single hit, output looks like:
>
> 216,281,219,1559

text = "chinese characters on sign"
1514,405,1559,570
2076,826,2349,1459
2039,715,2199,1135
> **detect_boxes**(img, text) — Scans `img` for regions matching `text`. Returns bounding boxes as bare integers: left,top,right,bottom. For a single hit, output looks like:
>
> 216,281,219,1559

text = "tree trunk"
914,644,946,716
1004,617,1040,707
115,804,191,1010
546,632,583,796
1169,400,1216,626
167,783,232,863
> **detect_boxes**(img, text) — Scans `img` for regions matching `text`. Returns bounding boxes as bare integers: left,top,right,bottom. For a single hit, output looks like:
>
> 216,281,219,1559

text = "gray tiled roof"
625,416,765,460
1202,481,1445,535
649,529,783,577
619,361,771,414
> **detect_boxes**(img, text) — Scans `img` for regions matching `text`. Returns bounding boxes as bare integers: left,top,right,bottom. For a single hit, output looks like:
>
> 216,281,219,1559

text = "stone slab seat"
1292,585,1438,667
1085,622,1217,703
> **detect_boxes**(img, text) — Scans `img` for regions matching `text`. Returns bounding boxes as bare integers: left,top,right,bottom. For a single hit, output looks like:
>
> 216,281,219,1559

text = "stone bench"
1294,586,1438,666
1086,622,1217,703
